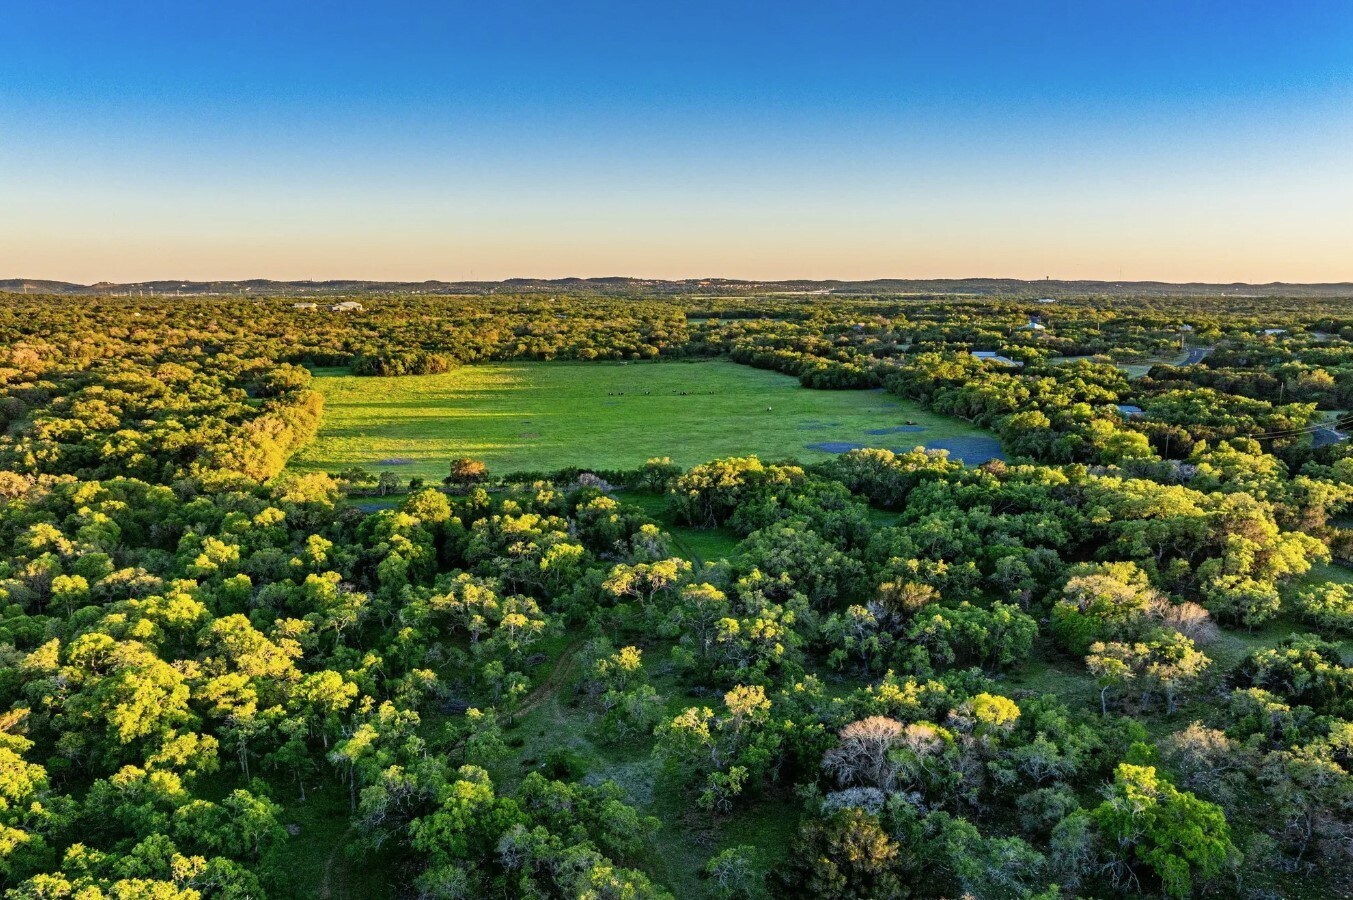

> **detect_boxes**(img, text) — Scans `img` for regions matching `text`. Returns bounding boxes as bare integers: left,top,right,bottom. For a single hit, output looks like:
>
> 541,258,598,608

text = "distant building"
329,301,364,312
293,302,317,310
1037,298,1056,303
1116,404,1145,418
1019,317,1047,331
1180,324,1194,332
1260,328,1287,336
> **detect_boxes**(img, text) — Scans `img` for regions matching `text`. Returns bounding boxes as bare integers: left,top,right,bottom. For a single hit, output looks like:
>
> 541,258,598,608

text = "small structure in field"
330,300,364,312
1116,404,1145,419
293,302,317,310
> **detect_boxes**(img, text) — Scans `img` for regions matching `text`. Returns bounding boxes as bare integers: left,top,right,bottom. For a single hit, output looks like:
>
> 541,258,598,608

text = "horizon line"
5,275,1353,289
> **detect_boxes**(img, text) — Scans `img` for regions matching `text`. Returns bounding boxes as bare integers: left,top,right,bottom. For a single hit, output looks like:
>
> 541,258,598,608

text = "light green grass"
291,360,993,482
1048,351,1193,379
621,491,741,566
1118,350,1193,379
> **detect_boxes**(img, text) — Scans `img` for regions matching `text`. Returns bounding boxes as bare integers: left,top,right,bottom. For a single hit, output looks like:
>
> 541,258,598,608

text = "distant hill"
2,276,1351,298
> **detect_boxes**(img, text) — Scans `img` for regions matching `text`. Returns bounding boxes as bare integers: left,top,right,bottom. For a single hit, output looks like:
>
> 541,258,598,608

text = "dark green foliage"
0,289,1350,897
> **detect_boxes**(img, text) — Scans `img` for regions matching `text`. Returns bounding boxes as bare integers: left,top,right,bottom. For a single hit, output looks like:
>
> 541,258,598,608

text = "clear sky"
2,1,1351,283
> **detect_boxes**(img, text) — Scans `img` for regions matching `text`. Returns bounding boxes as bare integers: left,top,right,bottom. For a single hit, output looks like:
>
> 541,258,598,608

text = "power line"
1131,408,1353,441
1234,415,1353,441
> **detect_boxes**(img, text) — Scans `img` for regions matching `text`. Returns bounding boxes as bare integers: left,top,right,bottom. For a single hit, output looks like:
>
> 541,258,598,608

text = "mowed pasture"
290,359,999,480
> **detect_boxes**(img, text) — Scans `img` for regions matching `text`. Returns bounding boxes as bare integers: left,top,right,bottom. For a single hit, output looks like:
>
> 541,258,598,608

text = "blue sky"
2,1,1350,282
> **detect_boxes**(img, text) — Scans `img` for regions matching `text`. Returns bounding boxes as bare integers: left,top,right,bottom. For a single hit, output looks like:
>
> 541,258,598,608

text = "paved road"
1313,426,1348,448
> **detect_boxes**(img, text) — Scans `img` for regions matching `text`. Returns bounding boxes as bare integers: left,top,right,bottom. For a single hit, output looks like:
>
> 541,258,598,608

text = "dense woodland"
0,290,1352,898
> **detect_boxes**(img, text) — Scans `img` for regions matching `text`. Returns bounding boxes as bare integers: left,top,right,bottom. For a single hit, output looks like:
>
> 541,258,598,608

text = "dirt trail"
664,532,706,568
514,638,584,718
316,641,584,898
317,828,352,900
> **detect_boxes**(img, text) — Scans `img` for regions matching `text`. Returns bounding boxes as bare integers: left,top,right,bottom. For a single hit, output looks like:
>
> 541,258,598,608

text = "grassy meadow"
290,359,999,481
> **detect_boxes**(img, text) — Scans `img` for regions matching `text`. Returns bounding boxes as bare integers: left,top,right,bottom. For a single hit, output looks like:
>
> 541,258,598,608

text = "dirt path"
664,531,707,568
317,828,352,900
315,642,584,899
514,638,584,719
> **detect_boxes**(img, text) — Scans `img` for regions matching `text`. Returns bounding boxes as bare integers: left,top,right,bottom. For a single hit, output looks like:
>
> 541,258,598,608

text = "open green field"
1051,350,1195,379
290,360,1000,481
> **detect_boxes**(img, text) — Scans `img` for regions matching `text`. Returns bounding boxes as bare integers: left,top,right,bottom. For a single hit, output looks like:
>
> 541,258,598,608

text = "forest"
0,289,1351,899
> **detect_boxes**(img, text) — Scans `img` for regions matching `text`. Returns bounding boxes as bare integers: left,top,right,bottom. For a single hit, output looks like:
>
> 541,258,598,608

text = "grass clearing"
498,636,799,898
1004,640,1100,711
1117,349,1195,379
290,360,996,482
266,781,398,900
1048,350,1194,379
621,491,741,566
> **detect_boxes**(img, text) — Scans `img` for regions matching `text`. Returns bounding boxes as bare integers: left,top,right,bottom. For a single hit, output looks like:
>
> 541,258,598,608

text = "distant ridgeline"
5,275,1353,297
